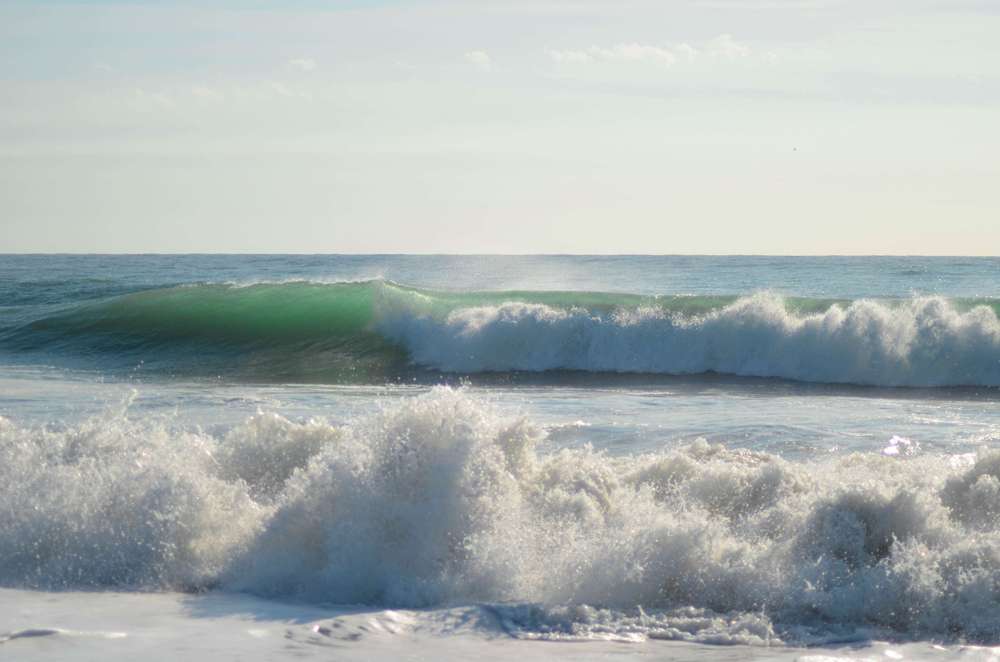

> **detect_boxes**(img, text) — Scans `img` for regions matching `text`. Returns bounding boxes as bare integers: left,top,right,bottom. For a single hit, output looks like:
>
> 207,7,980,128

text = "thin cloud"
550,43,681,67
708,34,750,59
549,35,751,67
463,50,493,71
191,85,223,101
694,0,832,7
267,81,313,100
288,58,318,72
549,49,595,64
675,44,699,61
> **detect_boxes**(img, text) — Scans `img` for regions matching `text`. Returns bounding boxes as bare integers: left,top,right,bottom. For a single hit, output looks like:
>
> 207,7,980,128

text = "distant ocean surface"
3,255,1000,660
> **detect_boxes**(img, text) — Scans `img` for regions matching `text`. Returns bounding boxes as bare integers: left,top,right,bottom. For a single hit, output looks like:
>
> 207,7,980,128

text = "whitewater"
3,255,1000,661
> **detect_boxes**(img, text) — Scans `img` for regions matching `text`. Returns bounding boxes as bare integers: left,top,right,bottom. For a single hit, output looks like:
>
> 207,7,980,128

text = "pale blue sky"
2,0,998,253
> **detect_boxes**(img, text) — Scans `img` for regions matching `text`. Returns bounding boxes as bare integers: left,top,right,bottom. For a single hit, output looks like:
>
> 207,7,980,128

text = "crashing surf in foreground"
4,387,1000,646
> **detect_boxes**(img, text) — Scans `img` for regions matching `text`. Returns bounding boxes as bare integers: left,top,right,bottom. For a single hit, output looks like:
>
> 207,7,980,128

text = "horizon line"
2,252,999,258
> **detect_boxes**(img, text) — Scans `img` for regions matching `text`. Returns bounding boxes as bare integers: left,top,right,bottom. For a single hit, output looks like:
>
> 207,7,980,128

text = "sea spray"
3,388,1000,642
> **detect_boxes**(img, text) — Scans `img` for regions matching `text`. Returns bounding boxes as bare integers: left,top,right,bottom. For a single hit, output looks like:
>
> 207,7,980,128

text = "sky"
1,0,999,254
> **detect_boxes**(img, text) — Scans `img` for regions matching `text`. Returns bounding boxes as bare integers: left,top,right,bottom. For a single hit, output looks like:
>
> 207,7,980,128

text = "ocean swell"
3,388,1000,643
4,280,1000,387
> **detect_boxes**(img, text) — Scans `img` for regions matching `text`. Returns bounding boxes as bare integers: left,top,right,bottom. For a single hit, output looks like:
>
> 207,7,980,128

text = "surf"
4,387,1000,644
3,280,1000,388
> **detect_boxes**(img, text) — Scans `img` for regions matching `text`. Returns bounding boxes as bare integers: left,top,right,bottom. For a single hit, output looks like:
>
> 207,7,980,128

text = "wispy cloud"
132,88,175,110
693,0,832,8
269,81,312,100
707,34,750,59
549,43,683,67
191,85,223,101
463,50,493,72
288,58,317,72
549,35,751,67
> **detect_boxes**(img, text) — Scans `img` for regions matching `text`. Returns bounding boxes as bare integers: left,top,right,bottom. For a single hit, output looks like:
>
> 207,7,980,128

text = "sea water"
2,254,1000,661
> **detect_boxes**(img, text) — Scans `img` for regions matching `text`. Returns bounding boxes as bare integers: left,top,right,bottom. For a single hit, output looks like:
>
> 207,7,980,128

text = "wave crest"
383,293,1000,387
6,281,1000,387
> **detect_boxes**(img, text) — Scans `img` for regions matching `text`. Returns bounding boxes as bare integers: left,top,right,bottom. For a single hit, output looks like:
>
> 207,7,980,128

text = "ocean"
2,254,1000,661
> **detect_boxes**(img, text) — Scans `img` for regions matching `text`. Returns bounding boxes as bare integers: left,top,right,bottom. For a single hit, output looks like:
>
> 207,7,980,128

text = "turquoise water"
3,255,1000,645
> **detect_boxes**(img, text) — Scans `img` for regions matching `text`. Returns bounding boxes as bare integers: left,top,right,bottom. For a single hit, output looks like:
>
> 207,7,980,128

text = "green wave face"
64,281,382,345
8,281,405,380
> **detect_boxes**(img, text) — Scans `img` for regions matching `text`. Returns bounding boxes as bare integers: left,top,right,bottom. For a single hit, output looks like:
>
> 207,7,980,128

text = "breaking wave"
3,280,1000,387
4,388,1000,644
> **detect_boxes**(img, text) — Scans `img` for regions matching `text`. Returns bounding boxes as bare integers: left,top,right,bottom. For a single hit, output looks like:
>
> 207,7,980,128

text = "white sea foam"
378,293,1000,387
4,388,1000,643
